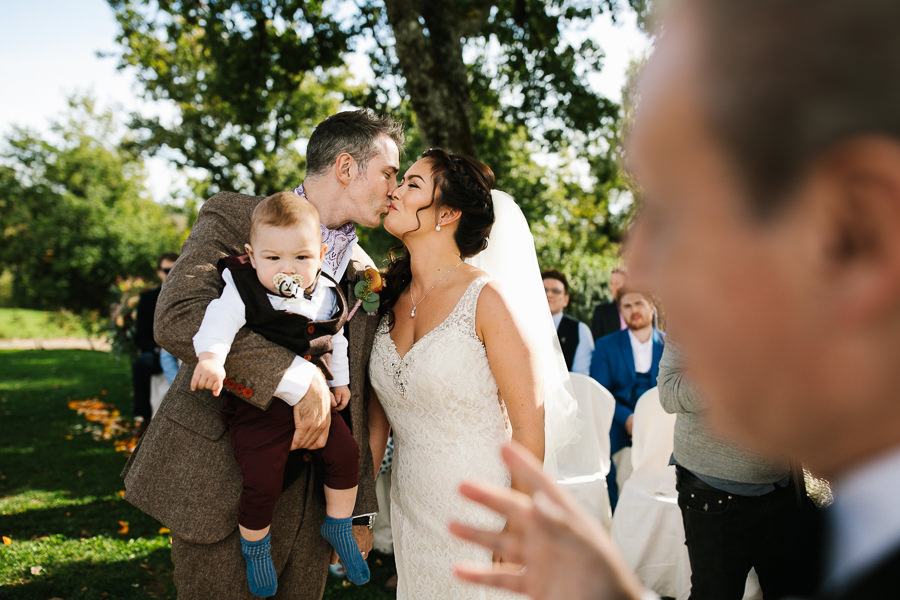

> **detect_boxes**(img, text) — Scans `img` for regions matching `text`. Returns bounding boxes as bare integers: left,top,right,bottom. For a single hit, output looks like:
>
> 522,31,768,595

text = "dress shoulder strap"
447,276,491,336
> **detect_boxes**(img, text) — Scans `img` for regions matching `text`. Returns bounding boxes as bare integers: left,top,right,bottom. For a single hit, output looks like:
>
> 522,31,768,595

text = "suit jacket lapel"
650,329,664,381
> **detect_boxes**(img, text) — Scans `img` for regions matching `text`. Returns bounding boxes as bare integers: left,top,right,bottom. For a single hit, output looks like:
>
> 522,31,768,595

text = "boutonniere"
347,267,384,320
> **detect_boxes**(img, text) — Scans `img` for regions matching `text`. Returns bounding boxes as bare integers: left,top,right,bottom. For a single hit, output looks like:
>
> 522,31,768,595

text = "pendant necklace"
409,260,464,318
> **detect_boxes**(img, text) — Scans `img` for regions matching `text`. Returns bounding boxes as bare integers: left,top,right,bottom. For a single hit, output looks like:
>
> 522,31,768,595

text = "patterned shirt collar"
293,183,358,281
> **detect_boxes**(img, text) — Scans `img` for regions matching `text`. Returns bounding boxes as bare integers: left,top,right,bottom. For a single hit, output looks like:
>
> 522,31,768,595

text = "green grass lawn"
0,309,92,339
0,350,395,599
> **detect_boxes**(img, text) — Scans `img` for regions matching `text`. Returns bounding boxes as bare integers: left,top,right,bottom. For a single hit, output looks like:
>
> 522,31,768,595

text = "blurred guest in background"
591,266,627,340
542,269,594,375
590,289,664,509
131,252,179,434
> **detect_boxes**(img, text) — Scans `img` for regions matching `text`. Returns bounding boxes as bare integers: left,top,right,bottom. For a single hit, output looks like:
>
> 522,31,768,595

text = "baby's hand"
331,385,351,410
191,353,226,396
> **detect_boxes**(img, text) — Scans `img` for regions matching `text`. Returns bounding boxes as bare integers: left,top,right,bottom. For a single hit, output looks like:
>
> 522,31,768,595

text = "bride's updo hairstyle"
380,148,496,327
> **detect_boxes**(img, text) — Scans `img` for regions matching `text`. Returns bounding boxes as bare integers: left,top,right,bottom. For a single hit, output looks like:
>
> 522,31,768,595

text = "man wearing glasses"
542,269,594,375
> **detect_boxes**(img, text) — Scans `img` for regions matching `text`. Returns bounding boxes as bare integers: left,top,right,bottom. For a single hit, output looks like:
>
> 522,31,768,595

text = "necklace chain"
409,260,464,318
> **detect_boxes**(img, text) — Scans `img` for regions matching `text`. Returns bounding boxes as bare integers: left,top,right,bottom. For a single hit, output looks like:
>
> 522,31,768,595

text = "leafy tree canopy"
0,96,184,313
108,0,364,197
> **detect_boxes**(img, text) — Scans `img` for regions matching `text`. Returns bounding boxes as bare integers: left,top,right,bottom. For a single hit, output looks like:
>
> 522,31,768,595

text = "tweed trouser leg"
171,465,331,599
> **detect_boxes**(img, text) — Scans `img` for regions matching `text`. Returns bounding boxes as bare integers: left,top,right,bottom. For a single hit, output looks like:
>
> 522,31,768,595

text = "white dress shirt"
552,312,594,376
628,329,654,373
193,268,350,404
825,445,900,591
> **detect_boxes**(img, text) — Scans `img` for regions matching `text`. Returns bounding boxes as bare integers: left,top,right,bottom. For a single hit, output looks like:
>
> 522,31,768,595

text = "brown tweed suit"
121,192,379,599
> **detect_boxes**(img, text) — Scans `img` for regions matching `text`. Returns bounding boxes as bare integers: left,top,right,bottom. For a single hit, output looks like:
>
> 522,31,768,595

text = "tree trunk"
383,0,477,155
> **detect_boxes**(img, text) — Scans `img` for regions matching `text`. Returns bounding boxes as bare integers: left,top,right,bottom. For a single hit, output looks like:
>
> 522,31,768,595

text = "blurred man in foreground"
450,0,900,598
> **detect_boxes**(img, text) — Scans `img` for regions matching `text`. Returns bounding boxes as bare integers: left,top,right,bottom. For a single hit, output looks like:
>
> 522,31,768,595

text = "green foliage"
107,0,363,197
353,0,630,297
0,97,183,314
0,349,396,599
106,277,154,358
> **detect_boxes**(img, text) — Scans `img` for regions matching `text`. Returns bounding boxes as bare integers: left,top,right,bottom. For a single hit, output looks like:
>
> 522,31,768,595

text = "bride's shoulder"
460,267,499,295
464,274,512,313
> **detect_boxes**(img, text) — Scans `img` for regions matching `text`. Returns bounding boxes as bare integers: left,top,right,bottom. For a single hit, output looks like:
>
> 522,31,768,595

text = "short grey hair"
305,109,404,178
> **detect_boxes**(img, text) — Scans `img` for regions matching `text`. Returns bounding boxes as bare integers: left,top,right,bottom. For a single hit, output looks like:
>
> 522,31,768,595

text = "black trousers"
131,351,161,421
676,466,821,600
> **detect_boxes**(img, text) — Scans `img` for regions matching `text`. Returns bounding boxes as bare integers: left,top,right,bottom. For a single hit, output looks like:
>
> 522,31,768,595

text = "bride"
368,149,548,599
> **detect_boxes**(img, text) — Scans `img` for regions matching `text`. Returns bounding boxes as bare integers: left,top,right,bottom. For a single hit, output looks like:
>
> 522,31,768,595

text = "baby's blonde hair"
250,191,320,243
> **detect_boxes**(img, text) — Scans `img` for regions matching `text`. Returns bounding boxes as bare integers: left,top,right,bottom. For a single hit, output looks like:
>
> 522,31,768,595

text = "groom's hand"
330,526,373,566
290,369,331,450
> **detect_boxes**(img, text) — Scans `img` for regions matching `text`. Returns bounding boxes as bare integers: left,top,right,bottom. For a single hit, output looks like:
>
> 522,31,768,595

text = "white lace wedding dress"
369,277,522,599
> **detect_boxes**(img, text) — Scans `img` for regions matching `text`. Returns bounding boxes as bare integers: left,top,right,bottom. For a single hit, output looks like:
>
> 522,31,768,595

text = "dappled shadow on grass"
1,545,175,600
0,435,134,503
0,495,166,541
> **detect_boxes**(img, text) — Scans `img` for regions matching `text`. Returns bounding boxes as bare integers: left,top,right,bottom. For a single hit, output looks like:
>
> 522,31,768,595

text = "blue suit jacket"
590,328,665,453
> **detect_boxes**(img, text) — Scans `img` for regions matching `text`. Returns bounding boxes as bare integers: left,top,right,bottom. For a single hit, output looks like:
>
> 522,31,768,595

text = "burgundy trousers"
222,392,359,530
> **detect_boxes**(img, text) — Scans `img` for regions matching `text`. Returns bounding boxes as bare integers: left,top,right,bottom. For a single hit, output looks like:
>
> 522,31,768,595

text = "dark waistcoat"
218,254,348,380
556,314,579,371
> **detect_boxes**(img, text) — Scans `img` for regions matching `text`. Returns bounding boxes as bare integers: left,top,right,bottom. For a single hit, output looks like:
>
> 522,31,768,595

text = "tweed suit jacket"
121,191,380,546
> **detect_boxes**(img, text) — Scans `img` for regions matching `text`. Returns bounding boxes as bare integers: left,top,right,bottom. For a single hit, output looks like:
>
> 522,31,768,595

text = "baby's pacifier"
273,273,305,298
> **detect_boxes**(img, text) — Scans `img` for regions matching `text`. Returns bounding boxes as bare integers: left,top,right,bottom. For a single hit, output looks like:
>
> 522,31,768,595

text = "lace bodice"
369,277,521,599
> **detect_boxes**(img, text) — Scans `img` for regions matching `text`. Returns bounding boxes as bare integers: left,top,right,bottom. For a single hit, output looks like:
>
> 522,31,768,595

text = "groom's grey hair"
305,109,404,178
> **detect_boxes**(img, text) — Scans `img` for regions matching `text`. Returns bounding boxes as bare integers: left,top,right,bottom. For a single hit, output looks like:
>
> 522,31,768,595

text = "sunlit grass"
0,349,396,599
0,308,91,339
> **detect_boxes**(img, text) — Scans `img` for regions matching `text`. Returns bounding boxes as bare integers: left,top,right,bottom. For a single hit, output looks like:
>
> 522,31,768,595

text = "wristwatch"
351,513,376,529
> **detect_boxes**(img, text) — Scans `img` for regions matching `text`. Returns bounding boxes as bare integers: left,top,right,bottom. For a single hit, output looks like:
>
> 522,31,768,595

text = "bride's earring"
435,221,442,232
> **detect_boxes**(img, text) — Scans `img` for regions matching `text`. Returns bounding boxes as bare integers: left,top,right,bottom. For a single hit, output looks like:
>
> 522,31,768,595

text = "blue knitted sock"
320,516,370,585
240,532,278,598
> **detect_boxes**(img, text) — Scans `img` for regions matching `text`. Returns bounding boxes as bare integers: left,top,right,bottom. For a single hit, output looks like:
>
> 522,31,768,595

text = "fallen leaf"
2,536,11,545
117,490,126,498
117,521,129,534
158,527,171,535
30,566,43,575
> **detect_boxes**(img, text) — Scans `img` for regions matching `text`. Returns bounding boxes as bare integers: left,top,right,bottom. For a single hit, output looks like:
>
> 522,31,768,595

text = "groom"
122,109,403,599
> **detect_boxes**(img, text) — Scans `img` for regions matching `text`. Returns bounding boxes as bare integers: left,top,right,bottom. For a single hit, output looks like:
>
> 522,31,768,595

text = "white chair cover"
630,388,677,472
149,372,170,418
555,373,615,528
610,387,690,598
